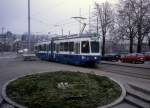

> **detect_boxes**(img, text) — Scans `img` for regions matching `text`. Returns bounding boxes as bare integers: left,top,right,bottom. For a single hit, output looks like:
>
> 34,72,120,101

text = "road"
0,53,150,108
98,63,150,80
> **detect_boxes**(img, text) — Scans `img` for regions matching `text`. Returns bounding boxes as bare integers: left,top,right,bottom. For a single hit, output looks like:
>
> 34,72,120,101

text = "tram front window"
91,41,99,53
81,41,90,53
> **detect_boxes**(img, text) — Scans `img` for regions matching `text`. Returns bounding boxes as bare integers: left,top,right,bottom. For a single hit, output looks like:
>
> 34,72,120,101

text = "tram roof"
36,33,99,45
52,33,95,40
35,41,51,46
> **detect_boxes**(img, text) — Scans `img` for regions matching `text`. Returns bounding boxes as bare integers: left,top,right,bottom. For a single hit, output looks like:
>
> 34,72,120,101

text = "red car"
144,52,150,61
120,53,145,63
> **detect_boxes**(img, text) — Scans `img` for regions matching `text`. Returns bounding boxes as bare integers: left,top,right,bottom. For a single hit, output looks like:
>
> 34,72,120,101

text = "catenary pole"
28,0,31,52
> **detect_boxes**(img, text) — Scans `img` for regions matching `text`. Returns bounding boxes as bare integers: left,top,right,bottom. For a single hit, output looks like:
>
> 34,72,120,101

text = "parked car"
17,49,29,54
101,53,121,61
143,52,150,61
17,50,24,54
120,53,145,63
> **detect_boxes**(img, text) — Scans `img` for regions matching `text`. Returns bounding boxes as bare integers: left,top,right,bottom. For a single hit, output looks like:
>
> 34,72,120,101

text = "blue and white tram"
35,34,101,66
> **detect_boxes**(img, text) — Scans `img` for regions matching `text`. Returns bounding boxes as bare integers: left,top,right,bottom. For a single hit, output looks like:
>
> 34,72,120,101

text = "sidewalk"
0,52,17,59
101,61,150,69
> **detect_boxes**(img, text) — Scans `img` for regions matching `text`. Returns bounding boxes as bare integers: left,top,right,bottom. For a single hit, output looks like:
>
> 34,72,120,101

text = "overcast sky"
0,0,118,35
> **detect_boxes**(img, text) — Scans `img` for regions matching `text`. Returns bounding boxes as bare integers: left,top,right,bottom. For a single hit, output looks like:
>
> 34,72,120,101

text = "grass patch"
7,71,122,108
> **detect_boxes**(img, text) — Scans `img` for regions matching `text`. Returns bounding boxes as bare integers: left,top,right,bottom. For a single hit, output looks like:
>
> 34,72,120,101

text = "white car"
23,49,29,54
18,50,24,54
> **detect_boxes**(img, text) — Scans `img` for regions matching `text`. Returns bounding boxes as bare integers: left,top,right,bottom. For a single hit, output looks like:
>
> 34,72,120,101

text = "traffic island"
2,71,126,108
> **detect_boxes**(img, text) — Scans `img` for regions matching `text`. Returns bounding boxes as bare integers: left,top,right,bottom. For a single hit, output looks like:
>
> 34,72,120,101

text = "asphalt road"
0,53,150,108
0,54,150,93
98,63,150,80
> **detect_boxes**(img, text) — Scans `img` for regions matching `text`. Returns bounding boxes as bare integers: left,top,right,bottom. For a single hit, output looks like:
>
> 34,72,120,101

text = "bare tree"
146,33,150,50
148,38,150,50
116,0,150,53
117,0,137,53
95,2,114,56
143,19,150,50
129,0,150,53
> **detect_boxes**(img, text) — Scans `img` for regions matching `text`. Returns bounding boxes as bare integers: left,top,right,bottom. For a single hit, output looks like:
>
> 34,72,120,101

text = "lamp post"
28,0,31,52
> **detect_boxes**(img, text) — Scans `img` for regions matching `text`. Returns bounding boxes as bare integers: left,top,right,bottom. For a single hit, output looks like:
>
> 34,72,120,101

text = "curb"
101,61,150,70
97,77,126,108
0,95,3,106
125,84,150,103
128,83,150,95
2,79,27,108
2,72,126,108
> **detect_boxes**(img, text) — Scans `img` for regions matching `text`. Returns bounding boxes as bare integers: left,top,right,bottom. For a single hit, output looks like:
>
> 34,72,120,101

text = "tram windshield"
91,41,99,53
81,41,90,53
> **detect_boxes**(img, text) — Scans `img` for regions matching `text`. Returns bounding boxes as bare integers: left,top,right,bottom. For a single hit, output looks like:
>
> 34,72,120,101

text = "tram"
35,34,101,66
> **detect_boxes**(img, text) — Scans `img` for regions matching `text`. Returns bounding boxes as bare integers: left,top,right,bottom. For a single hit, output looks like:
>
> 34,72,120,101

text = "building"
0,31,16,52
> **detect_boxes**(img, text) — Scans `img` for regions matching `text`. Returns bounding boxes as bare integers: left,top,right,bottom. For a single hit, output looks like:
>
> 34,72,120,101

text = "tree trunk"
102,32,106,56
137,37,142,53
129,34,133,53
137,25,142,53
148,38,150,50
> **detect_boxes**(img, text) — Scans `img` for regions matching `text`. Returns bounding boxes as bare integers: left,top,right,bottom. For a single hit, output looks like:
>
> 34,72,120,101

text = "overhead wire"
31,17,78,34
31,0,71,22
30,0,93,34
30,0,76,33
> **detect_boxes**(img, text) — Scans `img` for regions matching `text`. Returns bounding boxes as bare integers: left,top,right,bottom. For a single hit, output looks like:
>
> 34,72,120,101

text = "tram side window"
37,46,39,51
41,45,43,51
49,44,51,51
38,45,41,51
34,46,37,51
40,45,42,51
36,46,39,51
35,46,38,51
81,41,90,53
60,43,64,51
42,44,46,51
75,43,80,54
69,42,74,52
45,44,47,51
53,43,56,51
46,44,49,51
64,42,68,51
56,44,59,53
91,41,99,53
44,44,47,51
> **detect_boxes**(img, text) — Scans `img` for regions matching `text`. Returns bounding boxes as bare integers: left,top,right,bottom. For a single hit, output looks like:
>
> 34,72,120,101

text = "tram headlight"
94,57,97,60
82,56,86,60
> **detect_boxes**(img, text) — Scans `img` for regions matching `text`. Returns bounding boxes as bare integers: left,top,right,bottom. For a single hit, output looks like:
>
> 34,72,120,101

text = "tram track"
96,64,150,80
